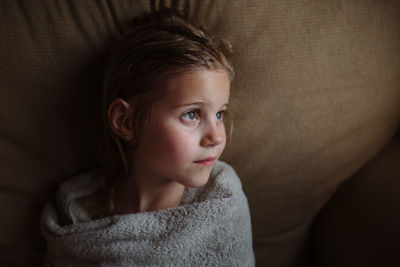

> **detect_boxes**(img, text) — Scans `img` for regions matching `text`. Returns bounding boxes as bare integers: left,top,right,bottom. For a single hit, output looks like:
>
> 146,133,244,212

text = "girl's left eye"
182,110,199,121
216,111,225,121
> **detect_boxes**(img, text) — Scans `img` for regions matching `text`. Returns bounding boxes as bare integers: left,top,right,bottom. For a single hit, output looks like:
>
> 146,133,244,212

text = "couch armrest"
310,131,400,267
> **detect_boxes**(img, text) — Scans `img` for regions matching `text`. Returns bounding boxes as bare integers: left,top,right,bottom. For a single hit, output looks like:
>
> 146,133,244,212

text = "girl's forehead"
161,70,230,105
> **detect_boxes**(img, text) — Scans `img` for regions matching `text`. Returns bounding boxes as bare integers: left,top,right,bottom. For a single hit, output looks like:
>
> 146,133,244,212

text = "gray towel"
41,161,255,266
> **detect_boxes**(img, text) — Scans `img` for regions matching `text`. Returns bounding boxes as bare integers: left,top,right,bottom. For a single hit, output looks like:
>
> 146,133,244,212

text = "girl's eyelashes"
180,108,227,123
181,109,200,122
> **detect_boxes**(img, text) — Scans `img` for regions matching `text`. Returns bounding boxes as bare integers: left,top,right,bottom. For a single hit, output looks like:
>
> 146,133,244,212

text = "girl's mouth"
194,157,216,166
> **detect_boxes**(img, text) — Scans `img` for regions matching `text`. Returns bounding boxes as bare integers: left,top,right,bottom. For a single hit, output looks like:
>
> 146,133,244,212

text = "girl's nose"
200,123,224,147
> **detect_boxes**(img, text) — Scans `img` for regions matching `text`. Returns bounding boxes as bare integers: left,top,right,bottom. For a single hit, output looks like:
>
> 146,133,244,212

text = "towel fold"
41,161,255,266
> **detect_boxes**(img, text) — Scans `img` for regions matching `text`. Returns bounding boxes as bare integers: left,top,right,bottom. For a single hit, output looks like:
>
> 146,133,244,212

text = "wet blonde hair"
98,8,233,213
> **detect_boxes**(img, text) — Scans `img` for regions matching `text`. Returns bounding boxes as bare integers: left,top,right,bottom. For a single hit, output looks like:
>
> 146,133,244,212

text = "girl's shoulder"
52,169,107,225
47,161,245,225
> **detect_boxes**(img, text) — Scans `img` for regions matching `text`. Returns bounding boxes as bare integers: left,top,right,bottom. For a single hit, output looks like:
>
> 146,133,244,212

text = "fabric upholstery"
1,1,399,266
311,132,400,267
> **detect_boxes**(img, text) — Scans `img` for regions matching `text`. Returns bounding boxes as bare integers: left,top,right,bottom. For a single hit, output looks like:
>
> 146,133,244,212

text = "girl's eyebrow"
173,102,229,109
173,101,207,109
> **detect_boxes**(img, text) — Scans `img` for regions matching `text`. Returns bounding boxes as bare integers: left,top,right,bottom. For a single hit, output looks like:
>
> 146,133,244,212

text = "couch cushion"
0,1,399,266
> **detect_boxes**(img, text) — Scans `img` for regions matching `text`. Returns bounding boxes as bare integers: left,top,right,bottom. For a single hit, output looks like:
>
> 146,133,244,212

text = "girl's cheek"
165,129,197,156
150,117,197,158
217,127,227,153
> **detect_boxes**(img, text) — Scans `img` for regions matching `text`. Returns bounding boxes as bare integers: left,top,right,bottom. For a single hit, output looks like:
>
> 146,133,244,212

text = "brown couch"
1,1,399,266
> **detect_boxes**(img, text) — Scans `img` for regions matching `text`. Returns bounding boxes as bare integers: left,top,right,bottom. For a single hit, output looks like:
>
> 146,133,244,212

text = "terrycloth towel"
41,161,255,266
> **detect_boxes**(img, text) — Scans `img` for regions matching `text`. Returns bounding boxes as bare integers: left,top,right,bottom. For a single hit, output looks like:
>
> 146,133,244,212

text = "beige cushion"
0,1,399,266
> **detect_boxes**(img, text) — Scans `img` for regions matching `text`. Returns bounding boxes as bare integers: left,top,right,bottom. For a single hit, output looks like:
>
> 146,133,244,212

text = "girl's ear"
107,98,135,141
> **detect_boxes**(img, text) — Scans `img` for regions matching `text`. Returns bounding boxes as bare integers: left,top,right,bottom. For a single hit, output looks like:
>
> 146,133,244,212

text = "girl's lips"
194,157,216,166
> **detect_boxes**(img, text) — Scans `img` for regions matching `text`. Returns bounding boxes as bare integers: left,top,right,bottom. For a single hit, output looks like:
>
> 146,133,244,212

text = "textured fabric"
41,161,255,267
1,1,400,267
311,132,400,267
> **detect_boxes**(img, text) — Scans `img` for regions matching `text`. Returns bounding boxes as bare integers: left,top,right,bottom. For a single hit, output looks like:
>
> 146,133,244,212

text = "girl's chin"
180,174,210,188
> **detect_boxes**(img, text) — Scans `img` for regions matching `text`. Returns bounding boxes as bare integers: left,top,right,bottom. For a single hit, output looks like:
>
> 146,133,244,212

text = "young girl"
41,8,254,266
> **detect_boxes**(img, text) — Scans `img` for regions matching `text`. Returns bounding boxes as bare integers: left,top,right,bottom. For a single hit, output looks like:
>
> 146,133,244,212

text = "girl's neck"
112,170,186,214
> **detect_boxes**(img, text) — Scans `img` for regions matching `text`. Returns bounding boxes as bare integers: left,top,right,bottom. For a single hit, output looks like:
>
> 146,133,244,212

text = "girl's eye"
182,110,199,121
216,111,225,121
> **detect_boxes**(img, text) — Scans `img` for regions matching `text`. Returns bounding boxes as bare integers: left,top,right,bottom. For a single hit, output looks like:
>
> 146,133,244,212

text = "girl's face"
130,70,230,187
